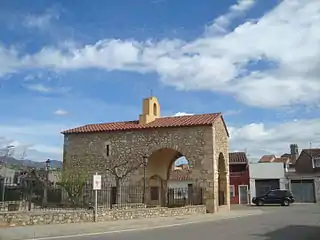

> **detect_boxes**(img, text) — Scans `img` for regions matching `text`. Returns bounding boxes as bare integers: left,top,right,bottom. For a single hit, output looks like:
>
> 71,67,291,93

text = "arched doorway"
218,153,228,206
145,148,200,207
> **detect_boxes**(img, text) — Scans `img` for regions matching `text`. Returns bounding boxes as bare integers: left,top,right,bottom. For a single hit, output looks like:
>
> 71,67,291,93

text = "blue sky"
0,0,319,162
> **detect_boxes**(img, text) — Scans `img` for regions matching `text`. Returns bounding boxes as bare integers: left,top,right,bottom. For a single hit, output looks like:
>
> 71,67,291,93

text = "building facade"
229,152,249,204
62,96,230,213
249,162,287,202
286,148,320,203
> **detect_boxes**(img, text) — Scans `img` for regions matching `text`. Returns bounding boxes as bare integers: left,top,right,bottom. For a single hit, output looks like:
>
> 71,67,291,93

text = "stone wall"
63,126,215,186
63,116,229,212
0,205,206,227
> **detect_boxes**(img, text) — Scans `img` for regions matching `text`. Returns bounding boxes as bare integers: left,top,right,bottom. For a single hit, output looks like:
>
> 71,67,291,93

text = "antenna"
310,142,312,149
150,88,153,97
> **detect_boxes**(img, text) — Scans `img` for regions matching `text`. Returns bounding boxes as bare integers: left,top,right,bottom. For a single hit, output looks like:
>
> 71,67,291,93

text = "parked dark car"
252,189,295,206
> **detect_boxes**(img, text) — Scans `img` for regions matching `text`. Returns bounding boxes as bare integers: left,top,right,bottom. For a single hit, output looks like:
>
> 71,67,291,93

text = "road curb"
1,210,263,240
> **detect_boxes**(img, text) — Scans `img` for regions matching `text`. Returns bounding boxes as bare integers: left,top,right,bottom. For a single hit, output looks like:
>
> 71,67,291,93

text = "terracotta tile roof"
258,155,276,163
273,157,290,163
229,152,248,164
62,113,227,134
169,169,192,181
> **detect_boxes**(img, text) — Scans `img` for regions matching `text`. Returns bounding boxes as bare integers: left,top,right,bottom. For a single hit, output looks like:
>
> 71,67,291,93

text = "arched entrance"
144,148,200,207
218,153,228,206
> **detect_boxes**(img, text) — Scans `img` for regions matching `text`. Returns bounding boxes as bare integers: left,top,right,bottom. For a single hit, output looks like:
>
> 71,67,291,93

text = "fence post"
28,180,33,211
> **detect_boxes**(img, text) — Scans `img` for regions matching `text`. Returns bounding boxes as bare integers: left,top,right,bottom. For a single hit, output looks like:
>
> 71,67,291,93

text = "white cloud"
54,109,68,116
25,83,52,93
0,122,71,161
24,83,71,94
206,0,256,35
0,44,22,77
24,9,59,30
224,109,242,116
229,118,320,160
173,112,194,117
1,0,320,108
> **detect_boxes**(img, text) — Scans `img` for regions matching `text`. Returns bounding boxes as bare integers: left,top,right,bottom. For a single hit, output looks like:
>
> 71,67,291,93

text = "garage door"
255,179,280,197
291,180,316,203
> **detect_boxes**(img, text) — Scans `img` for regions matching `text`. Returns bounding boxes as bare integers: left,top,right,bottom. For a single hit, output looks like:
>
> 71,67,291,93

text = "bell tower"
139,96,160,124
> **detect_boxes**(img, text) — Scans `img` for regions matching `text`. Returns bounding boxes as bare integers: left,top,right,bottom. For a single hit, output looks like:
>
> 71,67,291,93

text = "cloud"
1,0,320,109
24,83,71,94
24,9,60,30
206,0,256,35
224,109,242,116
229,118,320,160
0,122,71,161
54,109,68,116
173,112,194,117
25,83,52,93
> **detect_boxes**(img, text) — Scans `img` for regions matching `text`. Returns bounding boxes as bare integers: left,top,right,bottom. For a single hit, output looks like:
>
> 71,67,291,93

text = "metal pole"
143,164,146,203
1,176,5,202
94,172,98,222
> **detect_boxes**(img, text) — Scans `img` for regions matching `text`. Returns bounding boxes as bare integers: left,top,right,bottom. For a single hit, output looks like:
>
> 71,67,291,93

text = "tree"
57,168,89,206
104,157,144,204
0,145,15,158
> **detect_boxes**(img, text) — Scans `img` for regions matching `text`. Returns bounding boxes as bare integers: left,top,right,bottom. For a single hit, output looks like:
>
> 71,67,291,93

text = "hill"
0,156,62,169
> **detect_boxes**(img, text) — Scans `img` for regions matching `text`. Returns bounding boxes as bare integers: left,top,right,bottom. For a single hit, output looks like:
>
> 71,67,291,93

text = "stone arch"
218,152,228,206
147,147,185,181
145,147,192,206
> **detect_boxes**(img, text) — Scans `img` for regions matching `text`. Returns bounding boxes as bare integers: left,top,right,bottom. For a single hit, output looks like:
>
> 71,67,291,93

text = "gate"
291,179,316,203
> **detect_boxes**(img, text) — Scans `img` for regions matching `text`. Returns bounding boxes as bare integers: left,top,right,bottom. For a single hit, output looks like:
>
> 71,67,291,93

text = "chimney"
290,144,299,162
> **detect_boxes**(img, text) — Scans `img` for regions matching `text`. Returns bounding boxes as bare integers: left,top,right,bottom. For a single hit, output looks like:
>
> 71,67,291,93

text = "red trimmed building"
229,152,249,204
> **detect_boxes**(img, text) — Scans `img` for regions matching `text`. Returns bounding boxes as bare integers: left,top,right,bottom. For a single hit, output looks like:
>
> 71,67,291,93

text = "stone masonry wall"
214,117,230,211
0,205,206,227
63,126,216,188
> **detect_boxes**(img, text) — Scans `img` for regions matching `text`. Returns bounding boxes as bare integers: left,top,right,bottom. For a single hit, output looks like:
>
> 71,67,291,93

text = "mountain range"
0,156,62,169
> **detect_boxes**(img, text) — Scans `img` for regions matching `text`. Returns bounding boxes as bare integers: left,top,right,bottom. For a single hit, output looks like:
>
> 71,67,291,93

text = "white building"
249,162,288,202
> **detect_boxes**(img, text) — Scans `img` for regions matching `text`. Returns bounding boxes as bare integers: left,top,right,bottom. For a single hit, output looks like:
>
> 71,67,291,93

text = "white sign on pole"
93,174,102,190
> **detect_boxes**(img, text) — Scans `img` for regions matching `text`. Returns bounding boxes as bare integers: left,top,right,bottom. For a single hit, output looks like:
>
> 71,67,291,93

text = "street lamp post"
142,155,148,204
1,145,15,202
42,159,51,206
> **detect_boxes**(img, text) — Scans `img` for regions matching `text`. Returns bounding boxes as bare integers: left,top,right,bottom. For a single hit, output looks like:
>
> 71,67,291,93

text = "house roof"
62,112,229,135
169,169,192,181
273,157,290,163
258,155,276,163
281,153,291,158
229,152,248,164
299,148,320,160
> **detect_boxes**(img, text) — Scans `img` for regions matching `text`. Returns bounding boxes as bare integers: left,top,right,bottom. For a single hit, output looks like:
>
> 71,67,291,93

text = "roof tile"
169,169,192,181
259,155,276,163
62,113,222,134
229,152,248,164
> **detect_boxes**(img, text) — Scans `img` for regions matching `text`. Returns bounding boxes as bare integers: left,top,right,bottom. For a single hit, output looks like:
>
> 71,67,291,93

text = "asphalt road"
51,204,320,240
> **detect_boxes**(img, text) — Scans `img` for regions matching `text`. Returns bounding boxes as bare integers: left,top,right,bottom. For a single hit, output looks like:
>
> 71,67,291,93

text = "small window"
106,144,110,156
313,157,320,168
230,185,235,197
150,186,159,201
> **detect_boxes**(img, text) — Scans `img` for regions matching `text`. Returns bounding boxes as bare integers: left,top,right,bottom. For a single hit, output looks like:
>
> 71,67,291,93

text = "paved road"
42,204,320,240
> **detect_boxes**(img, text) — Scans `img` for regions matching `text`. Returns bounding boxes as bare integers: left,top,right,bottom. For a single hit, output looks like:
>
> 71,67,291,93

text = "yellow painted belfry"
139,96,161,124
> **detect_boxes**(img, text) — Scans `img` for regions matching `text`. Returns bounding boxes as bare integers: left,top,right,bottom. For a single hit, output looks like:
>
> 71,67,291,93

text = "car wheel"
282,200,290,206
257,200,264,206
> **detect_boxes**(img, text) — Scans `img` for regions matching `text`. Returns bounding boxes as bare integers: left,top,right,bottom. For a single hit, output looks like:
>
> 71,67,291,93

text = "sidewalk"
0,209,263,240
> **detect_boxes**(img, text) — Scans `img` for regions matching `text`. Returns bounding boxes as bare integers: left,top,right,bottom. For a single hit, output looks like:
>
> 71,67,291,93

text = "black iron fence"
0,177,204,212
